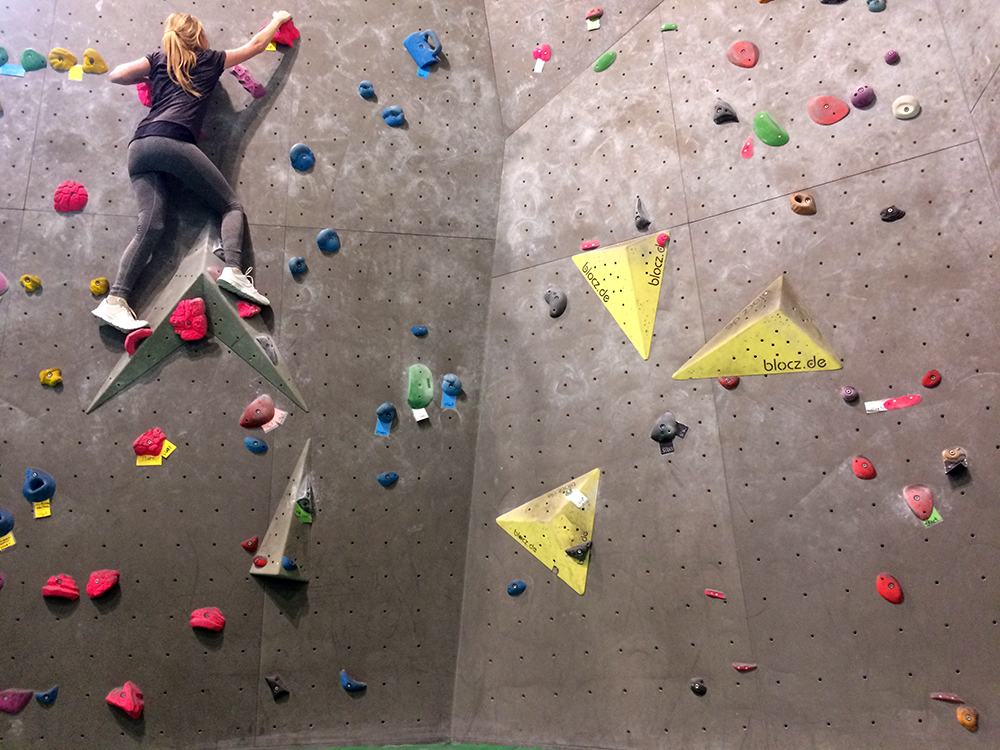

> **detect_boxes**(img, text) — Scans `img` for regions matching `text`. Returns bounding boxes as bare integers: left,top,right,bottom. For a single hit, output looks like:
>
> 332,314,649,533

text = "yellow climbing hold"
90,277,109,295
82,48,108,74
496,467,600,595
48,48,77,71
20,274,41,292
572,233,667,360
673,275,841,379
39,368,63,386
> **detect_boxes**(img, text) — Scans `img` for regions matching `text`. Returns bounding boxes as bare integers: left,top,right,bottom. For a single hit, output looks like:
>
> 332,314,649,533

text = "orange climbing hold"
957,706,977,731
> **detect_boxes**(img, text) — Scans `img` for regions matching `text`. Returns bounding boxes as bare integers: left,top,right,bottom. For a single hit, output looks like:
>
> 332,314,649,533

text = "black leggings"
111,136,245,298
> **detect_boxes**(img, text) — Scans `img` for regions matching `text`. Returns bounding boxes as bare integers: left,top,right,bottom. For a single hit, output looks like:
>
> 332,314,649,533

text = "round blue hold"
289,142,315,171
377,472,399,487
245,437,268,454
35,686,58,705
288,256,308,275
317,228,341,254
507,579,527,596
442,373,462,397
22,468,55,504
358,81,375,99
411,325,428,337
281,556,298,571
0,507,14,537
376,402,396,424
382,105,404,127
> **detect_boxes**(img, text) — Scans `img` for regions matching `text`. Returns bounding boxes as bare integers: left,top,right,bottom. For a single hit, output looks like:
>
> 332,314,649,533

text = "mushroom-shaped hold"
289,143,314,171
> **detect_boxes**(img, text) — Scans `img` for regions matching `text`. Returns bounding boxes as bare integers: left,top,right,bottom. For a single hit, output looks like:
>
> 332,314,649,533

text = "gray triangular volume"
251,439,312,581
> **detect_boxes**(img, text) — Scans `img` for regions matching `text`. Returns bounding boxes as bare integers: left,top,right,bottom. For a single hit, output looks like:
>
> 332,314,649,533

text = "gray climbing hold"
650,411,689,454
712,99,739,125
566,540,592,562
543,289,567,318
255,336,278,365
265,674,289,699
634,196,651,230
867,0,886,11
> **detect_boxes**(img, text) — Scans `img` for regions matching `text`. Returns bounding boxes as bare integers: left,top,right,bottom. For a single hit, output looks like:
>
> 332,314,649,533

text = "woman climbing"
93,11,292,332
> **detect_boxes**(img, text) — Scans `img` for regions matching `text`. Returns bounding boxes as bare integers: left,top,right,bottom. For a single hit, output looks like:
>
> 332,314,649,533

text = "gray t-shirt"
133,48,227,144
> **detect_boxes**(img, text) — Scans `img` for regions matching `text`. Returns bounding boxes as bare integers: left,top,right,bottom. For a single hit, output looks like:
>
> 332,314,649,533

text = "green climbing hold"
0,48,8,67
753,112,789,147
407,364,434,409
594,50,616,72
661,23,678,31
21,49,46,71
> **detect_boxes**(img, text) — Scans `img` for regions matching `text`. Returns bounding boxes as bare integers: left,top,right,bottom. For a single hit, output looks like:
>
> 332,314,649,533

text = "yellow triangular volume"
496,468,600,595
573,234,667,360
673,275,841,379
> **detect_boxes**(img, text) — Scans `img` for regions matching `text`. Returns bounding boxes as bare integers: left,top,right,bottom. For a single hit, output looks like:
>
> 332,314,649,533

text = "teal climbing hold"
753,112,789,147
594,51,616,72
21,49,46,71
0,48,7,67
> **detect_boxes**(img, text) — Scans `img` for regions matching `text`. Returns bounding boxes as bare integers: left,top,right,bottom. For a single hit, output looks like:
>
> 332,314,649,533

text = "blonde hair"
163,13,204,97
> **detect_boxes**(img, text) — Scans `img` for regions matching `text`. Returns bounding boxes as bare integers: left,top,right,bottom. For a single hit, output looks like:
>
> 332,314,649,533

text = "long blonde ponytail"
163,13,203,97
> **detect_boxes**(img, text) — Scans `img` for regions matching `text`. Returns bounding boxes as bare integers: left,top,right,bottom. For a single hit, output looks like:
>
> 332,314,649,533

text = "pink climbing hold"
190,607,226,631
133,427,166,457
240,394,275,428
136,81,152,107
903,484,934,521
53,180,88,212
581,240,600,251
741,136,754,159
656,232,670,248
732,663,757,672
272,19,300,46
106,681,144,719
705,589,726,600
852,456,876,480
125,327,152,355
42,574,79,600
0,689,34,715
230,65,266,98
807,95,850,125
87,569,120,598
169,297,208,341
237,300,261,318
727,41,759,69
533,44,552,62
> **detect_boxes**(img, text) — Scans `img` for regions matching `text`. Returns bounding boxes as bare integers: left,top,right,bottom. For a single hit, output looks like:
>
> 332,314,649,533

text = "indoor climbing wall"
0,0,501,748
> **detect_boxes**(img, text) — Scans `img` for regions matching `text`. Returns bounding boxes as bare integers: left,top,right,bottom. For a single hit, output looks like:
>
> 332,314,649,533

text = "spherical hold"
82,48,108,74
124,327,152,355
718,376,739,389
533,44,552,62
442,373,463,397
190,606,226,631
507,579,527,596
921,370,941,388
289,143,315,171
543,288,567,317
880,205,905,222
957,706,978,731
377,471,399,487
841,386,859,402
244,437,268,454
753,112,789,147
656,232,670,247
376,402,396,424
237,300,261,318
790,192,816,215
892,95,920,120
39,368,62,386
381,105,405,127
807,95,850,125
241,394,276,428
288,256,307,274
23,468,56,503
242,536,259,552
358,80,375,99
317,228,341,253
54,180,88,212
867,0,886,11
885,50,900,65
726,40,759,68
90,277,109,295
21,49,46,71
852,457,877,480
48,47,77,71
411,325,428,337
42,574,79,600
281,556,298,571
19,274,41,292
87,570,120,598
851,85,876,109
34,686,58,706
106,681,144,719
876,573,903,604
340,669,367,692
593,50,616,72
0,508,14,537
903,484,934,521
253,556,267,568
690,678,707,696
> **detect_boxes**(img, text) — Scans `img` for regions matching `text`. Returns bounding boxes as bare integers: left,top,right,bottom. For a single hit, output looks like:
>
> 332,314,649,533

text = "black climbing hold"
690,678,707,696
507,579,526,596
543,289,567,318
565,540,592,562
411,325,428,337
820,0,846,4
712,99,739,125
880,205,905,222
376,402,396,424
377,472,399,487
650,411,689,454
35,686,58,705
634,196,651,231
265,674,289,699
340,669,367,692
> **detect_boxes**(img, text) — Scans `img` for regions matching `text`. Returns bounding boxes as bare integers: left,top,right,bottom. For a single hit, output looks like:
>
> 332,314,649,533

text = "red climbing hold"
53,181,88,213
87,570,120,598
705,589,726,600
876,573,903,604
732,663,757,672
921,370,941,388
0,689,34,715
807,95,850,125
42,574,79,600
125,327,152,355
240,394,276,428
190,607,226,631
133,427,166,457
903,484,934,521
718,376,739,390
852,457,876,480
272,19,300,46
581,240,600,251
136,81,151,107
931,692,965,704
106,681,144,718
253,556,267,567
237,300,261,318
242,536,259,552
727,41,759,69
655,232,670,248
169,297,208,341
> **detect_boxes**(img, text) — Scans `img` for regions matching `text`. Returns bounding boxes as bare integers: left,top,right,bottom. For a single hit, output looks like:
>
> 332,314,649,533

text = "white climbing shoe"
217,266,270,306
92,296,149,332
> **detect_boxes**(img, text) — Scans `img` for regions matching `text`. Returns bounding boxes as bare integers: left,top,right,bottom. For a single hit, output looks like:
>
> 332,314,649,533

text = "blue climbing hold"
358,81,375,99
404,30,443,72
22,468,55,504
288,256,308,275
377,472,399,487
442,374,462,397
382,106,405,127
340,669,367,692
507,579,526,596
281,556,298,571
35,686,58,705
867,0,886,10
289,143,315,171
376,402,396,424
411,325,428,337
317,229,341,253
0,507,14,537
244,437,268,454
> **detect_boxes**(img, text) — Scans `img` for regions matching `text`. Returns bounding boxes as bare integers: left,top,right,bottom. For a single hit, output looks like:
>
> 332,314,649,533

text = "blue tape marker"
375,419,391,436
442,392,457,409
0,64,26,77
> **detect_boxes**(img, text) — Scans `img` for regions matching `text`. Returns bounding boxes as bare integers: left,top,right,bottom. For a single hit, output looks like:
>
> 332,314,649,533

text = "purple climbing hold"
0,572,4,591
841,386,859,403
885,50,900,65
0,689,34,714
230,65,265,98
851,85,875,109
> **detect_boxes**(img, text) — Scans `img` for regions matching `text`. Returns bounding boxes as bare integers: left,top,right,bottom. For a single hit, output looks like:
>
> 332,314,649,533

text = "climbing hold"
136,81,152,106
106,681,144,718
358,81,375,99
634,196,651,230
820,0,846,3
82,48,108,74
741,136,754,159
340,669,367,692
21,49,46,71
507,579,526,596
586,7,603,20
289,143,315,171
90,277,109,295
316,228,340,253
650,411,689,454
690,678,707,697
241,394,276,428
0,690,34,714
411,325,428,337
382,105,405,127
733,663,757,672
229,65,265,98
712,99,739,125
841,386,859,403
48,48,77,71
0,572,4,590
543,288,567,318
807,95,850,125
726,41,759,68
593,50,616,72
921,370,941,388
892,95,920,119
253,556,267,567
376,402,396,426
377,472,399,487
273,19,300,46
23,468,55,503
705,589,726,600
790,192,816,215
903,484,934,521
753,112,789,146
931,692,965,703
0,508,14,537
237,300,261,318
281,556,298,571
86,569,119,598
876,573,903,604
718,376,739,389
661,22,678,31
867,0,886,11
566,540,592,562
852,457,877,480
442,373,462,397
885,50,900,65
253,335,279,365
957,706,977,731
39,368,62,387
533,44,552,61
942,447,968,474
404,30,443,73
580,240,600,251
124,327,152,355
656,232,670,248
245,437,268,454
35,686,58,705
190,607,226,631
242,537,259,552
288,256,307,275
265,674,289,699
0,272,7,295
0,48,7,67
54,180,88,212
851,85,876,109
169,297,208,341
19,274,41,292
133,427,166,457
407,364,434,409
42,574,79,600
880,205,905,222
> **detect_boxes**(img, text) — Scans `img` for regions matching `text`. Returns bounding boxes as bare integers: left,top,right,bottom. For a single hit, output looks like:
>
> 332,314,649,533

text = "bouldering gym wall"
2,0,1000,748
